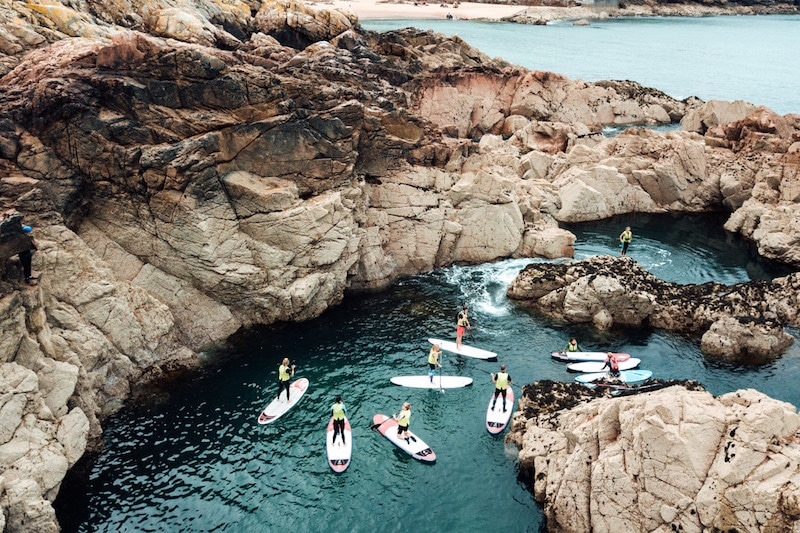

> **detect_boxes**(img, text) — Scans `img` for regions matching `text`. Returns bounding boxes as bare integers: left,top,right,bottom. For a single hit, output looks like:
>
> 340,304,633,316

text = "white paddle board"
551,351,631,362
566,358,641,373
575,369,652,385
390,375,473,389
326,416,352,473
429,338,497,360
486,386,515,435
372,414,436,463
257,378,309,424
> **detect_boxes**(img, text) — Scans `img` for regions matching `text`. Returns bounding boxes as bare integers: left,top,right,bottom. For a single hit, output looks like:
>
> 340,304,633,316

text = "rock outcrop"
508,382,800,533
507,255,799,360
0,0,799,530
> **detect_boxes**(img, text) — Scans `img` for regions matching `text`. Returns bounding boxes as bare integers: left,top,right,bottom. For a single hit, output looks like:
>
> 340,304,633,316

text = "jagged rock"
507,255,799,359
508,382,800,533
1,0,800,530
3,478,58,533
701,316,794,361
254,0,358,49
681,99,758,134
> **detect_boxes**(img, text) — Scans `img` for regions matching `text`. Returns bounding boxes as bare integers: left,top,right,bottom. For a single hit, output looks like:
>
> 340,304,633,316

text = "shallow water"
57,213,800,532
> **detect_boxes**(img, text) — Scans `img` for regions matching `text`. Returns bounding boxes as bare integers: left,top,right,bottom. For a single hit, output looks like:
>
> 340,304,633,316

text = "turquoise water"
57,213,800,532
57,17,800,532
363,15,800,115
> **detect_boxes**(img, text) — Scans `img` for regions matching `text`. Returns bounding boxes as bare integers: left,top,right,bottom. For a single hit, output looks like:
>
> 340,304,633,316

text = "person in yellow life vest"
331,395,347,446
393,402,415,444
563,338,581,353
278,357,295,402
619,226,633,256
428,344,442,383
456,304,471,350
491,365,513,412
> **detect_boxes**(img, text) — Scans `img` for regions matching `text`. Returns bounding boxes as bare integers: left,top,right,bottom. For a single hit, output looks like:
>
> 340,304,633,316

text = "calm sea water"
363,15,800,116
57,212,800,532
57,18,800,533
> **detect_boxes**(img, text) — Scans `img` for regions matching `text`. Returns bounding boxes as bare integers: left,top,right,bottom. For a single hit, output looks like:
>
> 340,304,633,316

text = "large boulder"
508,382,800,533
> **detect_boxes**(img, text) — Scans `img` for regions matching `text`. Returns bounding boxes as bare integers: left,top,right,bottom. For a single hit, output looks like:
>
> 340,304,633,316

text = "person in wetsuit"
491,365,513,412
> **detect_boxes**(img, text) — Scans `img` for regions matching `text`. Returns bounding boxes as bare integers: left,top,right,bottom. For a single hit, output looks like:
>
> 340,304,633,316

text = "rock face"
508,382,800,533
0,0,799,530
507,255,799,360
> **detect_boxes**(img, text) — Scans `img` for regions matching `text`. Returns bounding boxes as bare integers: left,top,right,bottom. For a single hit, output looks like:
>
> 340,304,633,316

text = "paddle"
369,414,398,431
438,353,444,395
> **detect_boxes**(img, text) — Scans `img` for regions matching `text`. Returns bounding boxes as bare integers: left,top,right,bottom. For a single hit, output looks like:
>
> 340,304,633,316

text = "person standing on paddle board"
428,344,442,383
602,352,620,379
278,358,295,402
456,305,471,350
331,395,347,446
563,338,581,354
393,402,415,443
491,365,513,412
619,226,633,256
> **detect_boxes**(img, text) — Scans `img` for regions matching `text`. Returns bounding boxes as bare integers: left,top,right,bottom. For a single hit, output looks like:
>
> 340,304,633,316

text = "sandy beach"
308,0,798,23
314,0,531,21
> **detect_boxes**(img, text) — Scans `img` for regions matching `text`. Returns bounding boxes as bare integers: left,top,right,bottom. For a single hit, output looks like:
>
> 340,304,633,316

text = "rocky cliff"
1,0,799,531
509,382,800,532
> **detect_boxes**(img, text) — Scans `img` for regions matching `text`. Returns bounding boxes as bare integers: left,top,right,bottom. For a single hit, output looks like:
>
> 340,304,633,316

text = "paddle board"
575,369,652,385
372,414,436,463
485,387,515,435
257,378,309,424
429,338,497,360
326,416,352,473
390,376,473,389
551,351,631,362
566,358,641,373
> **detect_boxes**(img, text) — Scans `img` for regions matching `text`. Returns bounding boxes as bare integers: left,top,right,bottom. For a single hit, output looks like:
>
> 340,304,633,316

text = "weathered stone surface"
508,382,800,533
1,0,799,530
701,316,794,361
681,99,758,134
508,255,800,359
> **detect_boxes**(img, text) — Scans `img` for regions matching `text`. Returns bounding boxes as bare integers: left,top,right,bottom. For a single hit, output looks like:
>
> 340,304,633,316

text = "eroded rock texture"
0,0,799,530
508,382,800,533
507,255,799,360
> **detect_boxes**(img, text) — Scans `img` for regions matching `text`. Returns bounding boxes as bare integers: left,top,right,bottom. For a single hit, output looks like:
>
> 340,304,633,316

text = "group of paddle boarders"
561,339,622,379
264,303,511,468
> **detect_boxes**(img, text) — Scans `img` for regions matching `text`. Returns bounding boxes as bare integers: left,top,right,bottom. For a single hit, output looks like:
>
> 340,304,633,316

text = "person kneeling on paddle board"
394,402,415,443
491,365,513,412
602,352,620,379
278,358,295,401
428,344,442,382
331,395,346,446
563,338,580,353
456,305,471,350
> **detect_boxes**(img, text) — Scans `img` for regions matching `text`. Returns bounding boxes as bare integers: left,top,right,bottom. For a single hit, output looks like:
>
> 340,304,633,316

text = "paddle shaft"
370,414,400,431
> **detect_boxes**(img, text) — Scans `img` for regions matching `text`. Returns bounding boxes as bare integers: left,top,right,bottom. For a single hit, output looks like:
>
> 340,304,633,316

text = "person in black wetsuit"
18,225,38,285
